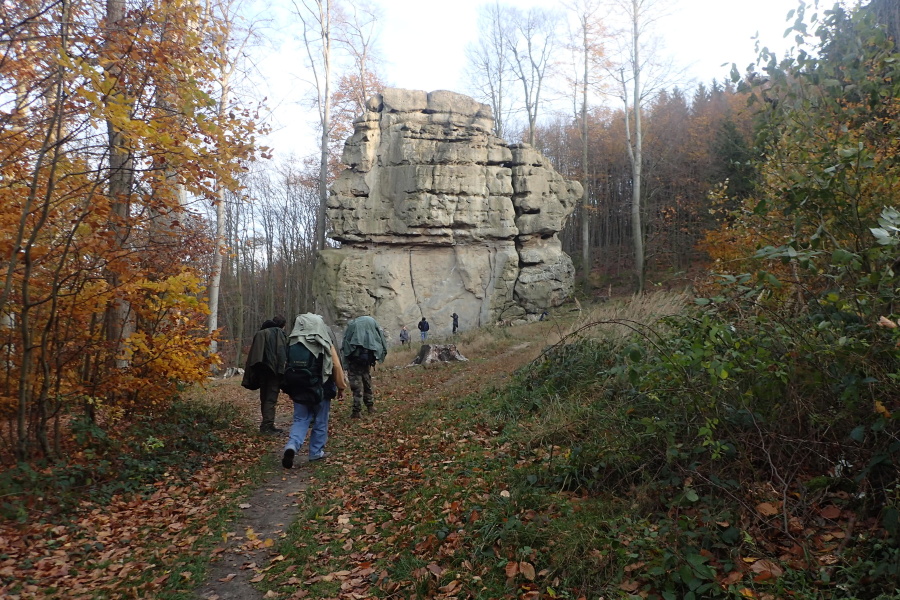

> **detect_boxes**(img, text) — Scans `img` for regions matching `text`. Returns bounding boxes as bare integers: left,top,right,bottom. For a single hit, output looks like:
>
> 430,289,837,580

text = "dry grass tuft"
378,291,690,368
562,291,690,343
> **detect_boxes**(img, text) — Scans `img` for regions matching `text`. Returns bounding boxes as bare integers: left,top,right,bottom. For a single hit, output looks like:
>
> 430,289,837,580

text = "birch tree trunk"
620,0,645,295
296,0,333,252
105,0,135,368
580,23,591,288
630,6,644,294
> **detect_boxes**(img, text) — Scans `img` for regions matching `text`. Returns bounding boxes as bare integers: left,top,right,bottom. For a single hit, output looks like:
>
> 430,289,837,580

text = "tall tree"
506,6,560,145
466,2,514,138
329,0,385,180
707,0,900,306
293,0,334,251
565,0,607,288
0,0,264,459
104,0,135,366
333,0,381,112
612,0,671,294
204,0,263,358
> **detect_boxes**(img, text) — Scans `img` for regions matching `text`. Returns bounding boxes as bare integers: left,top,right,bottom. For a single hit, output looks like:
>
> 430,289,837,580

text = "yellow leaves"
874,400,892,419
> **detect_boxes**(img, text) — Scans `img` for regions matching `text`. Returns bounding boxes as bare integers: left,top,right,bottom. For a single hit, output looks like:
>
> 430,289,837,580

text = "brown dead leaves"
0,436,266,599
504,560,536,581
258,351,534,599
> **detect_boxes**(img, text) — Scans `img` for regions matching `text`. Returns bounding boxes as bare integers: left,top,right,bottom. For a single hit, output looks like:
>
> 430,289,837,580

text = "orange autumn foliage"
1,0,265,460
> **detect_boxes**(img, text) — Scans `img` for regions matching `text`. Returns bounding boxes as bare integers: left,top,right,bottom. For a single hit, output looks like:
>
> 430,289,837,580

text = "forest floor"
197,326,547,599
5,294,880,599
0,319,554,600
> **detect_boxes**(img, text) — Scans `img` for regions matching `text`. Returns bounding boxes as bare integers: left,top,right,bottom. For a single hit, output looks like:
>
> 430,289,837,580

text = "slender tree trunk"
580,25,591,289
312,0,332,251
631,11,644,294
622,0,644,295
235,226,245,367
105,0,134,367
208,78,232,357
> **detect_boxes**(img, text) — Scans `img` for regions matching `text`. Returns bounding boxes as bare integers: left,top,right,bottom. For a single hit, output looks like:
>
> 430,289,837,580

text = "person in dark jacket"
451,312,459,334
417,317,429,341
241,316,288,434
341,316,388,418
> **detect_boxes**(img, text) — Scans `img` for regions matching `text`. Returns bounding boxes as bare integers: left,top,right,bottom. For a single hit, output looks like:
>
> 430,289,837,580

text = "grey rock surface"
314,89,582,340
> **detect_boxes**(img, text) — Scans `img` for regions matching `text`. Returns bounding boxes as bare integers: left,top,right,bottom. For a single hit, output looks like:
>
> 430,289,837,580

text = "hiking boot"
366,405,375,414
351,411,361,419
260,426,284,435
282,448,295,469
309,451,330,462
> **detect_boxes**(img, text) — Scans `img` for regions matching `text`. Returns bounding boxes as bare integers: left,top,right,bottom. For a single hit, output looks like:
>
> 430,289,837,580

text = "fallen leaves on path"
257,337,545,599
0,383,274,599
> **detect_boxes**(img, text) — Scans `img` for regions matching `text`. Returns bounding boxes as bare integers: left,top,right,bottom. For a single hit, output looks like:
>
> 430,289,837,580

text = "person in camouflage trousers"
341,315,388,419
346,359,374,417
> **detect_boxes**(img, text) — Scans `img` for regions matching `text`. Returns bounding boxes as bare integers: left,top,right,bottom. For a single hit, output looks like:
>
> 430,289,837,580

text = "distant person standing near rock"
399,325,410,345
241,316,288,435
418,317,429,341
451,312,459,334
342,316,388,418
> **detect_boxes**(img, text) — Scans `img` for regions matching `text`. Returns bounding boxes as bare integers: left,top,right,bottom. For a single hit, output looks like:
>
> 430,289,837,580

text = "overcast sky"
375,0,800,90
255,0,823,159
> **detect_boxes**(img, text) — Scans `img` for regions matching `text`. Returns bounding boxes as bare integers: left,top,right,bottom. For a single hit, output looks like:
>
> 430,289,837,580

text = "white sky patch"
256,0,821,160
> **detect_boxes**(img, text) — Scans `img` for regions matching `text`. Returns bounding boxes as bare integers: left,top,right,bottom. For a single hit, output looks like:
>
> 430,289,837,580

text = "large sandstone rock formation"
313,89,582,338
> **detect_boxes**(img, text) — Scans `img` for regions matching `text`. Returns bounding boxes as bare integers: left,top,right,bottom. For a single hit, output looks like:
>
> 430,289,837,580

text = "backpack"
281,342,324,406
348,345,376,367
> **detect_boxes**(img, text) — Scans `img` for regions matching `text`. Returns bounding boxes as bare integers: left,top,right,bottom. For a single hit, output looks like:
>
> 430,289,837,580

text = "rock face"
313,89,582,338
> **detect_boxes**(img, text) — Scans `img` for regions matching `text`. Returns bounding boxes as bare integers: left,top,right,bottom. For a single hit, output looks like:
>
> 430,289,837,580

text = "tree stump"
410,344,468,366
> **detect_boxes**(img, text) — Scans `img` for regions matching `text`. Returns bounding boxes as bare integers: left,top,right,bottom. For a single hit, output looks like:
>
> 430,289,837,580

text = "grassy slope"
258,292,897,600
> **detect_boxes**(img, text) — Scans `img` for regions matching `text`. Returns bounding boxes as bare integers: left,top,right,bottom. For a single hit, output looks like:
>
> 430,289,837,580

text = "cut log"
410,344,468,366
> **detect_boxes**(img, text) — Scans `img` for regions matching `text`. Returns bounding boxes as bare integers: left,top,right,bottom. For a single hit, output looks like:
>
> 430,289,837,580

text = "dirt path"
196,425,309,600
197,329,545,599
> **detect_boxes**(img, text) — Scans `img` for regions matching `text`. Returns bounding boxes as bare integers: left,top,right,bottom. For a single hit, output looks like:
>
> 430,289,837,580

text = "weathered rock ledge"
313,89,582,338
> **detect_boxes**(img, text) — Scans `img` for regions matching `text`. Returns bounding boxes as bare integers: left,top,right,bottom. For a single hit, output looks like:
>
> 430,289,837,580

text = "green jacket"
241,326,288,390
341,316,388,364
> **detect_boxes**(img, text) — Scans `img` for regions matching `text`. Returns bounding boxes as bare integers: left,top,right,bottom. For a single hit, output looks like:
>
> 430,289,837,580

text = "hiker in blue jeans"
418,317,429,341
280,314,348,468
